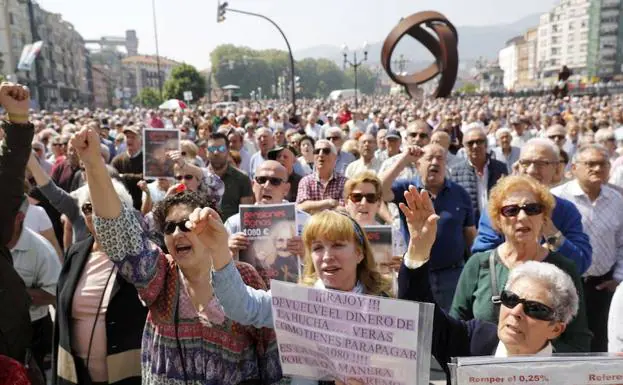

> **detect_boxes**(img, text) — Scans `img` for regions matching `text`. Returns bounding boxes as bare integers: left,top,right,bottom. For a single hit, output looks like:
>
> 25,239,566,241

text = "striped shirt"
551,180,623,281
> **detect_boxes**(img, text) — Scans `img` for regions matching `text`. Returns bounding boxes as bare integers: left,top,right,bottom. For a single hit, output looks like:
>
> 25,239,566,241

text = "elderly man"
324,126,356,174
510,116,533,147
545,124,568,153
345,134,381,178
552,144,623,352
431,130,462,172
227,128,251,175
375,128,388,161
31,140,53,175
248,127,275,180
267,144,301,203
595,128,619,163
450,126,508,223
473,138,592,275
296,140,347,214
382,144,476,311
492,128,520,173
380,121,431,180
111,125,144,210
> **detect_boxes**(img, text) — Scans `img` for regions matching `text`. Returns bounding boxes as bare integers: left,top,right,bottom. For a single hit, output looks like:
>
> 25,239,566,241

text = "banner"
240,203,299,287
271,280,434,385
450,355,623,385
143,128,180,179
17,41,43,72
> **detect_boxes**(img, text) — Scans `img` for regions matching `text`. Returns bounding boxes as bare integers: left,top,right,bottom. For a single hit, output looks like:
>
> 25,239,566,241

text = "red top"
0,355,30,385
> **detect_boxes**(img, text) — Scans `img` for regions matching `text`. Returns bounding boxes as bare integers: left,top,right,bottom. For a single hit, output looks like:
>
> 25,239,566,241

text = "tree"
163,63,206,101
135,87,162,108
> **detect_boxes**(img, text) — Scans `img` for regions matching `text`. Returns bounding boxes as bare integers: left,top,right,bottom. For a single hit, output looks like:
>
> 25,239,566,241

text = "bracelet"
6,112,29,123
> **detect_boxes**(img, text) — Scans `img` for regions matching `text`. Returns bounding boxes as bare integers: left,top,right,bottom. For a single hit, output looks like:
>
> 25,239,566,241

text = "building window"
9,13,14,25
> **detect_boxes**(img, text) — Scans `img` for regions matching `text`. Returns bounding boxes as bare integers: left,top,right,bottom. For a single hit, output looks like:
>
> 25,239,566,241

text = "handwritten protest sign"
270,280,434,385
450,355,623,385
240,204,299,287
143,128,180,179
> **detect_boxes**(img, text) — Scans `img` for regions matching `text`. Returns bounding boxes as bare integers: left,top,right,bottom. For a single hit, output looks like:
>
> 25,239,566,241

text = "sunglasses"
548,135,565,141
163,220,191,235
408,132,429,139
518,159,555,168
255,176,286,186
497,290,555,321
326,136,341,141
349,193,379,203
466,139,486,147
500,203,544,217
314,148,332,155
175,174,195,181
208,145,227,154
81,202,93,216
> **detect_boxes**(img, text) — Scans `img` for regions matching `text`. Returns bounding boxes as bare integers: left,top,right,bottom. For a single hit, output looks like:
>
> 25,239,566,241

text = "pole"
226,8,296,114
354,52,358,109
152,0,163,99
25,0,44,109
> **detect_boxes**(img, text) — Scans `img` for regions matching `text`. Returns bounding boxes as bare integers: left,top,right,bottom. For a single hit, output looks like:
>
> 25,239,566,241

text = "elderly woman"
74,127,282,385
51,177,147,385
450,175,591,352
397,187,580,378
297,135,315,175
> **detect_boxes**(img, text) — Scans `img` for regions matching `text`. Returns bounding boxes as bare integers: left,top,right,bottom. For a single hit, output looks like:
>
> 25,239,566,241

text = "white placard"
270,280,434,385
183,90,193,101
450,355,623,385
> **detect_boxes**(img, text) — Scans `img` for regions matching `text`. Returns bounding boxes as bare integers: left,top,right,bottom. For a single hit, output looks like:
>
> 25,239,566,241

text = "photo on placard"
143,128,180,179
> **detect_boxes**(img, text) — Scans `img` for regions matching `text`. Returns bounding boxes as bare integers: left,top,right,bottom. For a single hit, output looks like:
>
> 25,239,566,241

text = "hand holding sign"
400,185,439,264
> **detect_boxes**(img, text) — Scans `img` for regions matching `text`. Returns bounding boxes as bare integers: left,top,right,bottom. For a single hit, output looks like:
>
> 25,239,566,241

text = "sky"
37,0,559,70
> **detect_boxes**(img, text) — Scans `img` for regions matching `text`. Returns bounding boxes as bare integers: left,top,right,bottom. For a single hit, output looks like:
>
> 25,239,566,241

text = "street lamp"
217,1,296,113
342,41,368,108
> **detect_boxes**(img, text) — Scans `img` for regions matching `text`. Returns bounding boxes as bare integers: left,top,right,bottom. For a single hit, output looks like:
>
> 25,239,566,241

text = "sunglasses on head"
314,148,332,155
497,290,555,321
175,174,194,181
81,202,93,215
255,176,285,186
163,220,191,235
349,192,379,203
500,203,543,217
208,144,227,154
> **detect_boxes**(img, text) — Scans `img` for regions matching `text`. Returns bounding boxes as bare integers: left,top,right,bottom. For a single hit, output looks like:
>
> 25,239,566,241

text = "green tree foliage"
163,63,206,101
210,44,378,98
456,82,478,94
135,87,162,108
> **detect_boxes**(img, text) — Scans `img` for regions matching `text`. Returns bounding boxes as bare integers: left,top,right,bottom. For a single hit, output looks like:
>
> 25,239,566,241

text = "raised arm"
379,146,422,202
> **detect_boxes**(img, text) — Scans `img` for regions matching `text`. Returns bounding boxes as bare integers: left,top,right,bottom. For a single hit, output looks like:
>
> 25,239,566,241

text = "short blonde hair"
180,140,199,159
300,210,392,296
488,175,556,232
343,171,382,201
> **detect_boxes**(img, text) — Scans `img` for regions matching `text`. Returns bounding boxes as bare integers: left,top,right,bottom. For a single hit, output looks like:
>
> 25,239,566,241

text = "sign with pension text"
450,355,623,385
239,203,299,288
270,280,434,385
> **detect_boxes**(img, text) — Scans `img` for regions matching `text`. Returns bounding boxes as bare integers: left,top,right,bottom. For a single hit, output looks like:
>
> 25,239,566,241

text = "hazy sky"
37,0,558,70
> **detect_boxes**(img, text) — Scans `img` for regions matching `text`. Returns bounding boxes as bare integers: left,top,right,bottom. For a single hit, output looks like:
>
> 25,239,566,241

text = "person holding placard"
397,186,580,381
609,282,623,352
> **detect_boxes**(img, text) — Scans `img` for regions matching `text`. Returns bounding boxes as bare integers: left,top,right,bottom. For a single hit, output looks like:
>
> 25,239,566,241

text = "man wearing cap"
111,125,144,210
267,144,301,203
510,116,533,147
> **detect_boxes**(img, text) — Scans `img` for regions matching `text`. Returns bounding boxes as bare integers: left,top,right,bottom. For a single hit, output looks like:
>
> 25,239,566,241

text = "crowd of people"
1,80,623,385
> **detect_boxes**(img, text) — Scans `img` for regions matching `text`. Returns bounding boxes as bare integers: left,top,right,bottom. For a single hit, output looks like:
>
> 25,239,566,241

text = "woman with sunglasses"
450,175,591,353
396,187,579,377
72,127,282,385
166,150,224,202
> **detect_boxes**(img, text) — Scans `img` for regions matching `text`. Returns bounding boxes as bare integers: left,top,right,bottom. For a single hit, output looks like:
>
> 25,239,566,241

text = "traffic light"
217,1,228,23
295,76,301,93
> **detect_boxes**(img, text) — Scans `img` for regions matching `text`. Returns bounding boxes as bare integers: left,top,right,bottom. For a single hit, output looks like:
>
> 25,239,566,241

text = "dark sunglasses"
314,148,332,155
326,136,341,141
163,220,191,235
500,203,544,217
466,139,486,147
175,174,194,181
81,202,93,215
208,145,227,154
408,132,429,139
497,290,555,321
255,176,286,186
349,193,379,203
548,135,565,141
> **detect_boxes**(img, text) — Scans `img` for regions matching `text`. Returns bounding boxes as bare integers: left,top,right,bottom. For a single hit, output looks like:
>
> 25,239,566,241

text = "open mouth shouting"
175,242,193,258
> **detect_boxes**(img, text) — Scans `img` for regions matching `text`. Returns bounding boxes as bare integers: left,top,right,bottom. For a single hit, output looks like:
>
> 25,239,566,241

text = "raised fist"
0,82,30,122
70,127,102,166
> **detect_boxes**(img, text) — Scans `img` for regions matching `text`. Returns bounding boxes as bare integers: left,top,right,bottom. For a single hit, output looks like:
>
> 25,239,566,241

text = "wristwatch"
546,231,564,251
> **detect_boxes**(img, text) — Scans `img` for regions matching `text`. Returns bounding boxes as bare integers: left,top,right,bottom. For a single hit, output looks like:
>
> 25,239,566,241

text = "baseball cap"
386,129,401,140
123,125,141,136
267,145,299,160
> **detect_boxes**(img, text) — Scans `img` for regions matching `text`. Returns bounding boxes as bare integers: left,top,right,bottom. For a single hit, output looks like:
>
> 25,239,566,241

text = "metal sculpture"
381,11,459,98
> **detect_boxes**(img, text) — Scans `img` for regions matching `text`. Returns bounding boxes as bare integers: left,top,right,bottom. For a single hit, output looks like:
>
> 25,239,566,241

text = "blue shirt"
392,177,475,270
472,195,592,274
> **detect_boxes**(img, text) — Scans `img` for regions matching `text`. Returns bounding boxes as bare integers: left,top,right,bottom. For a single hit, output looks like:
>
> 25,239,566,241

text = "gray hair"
315,139,337,155
522,138,560,162
594,128,615,143
462,125,487,142
255,127,273,138
495,127,512,139
571,143,610,164
324,127,343,139
70,178,133,215
506,261,579,325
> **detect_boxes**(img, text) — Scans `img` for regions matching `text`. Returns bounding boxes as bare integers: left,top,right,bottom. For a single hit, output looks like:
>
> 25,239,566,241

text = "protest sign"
240,203,299,287
270,280,434,385
143,129,180,179
363,225,394,273
450,355,623,385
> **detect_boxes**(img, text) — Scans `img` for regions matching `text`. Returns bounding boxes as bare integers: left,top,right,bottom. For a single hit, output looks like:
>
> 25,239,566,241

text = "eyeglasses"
163,220,191,235
496,290,555,321
81,202,93,216
466,139,486,147
548,135,565,141
578,160,609,169
349,193,379,203
314,148,332,155
52,143,62,147
500,203,544,217
518,159,556,168
175,174,195,181
326,136,341,141
408,132,429,139
208,145,227,154
255,176,286,186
